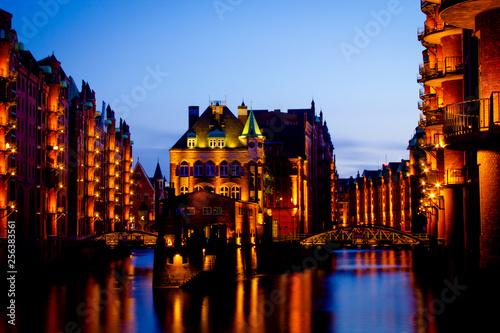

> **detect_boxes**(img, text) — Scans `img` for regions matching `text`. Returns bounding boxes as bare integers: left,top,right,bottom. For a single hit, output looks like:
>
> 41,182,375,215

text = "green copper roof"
208,128,226,138
241,110,262,137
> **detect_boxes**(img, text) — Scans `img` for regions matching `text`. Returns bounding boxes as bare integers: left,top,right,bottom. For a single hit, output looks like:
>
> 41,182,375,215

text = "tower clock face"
248,142,255,148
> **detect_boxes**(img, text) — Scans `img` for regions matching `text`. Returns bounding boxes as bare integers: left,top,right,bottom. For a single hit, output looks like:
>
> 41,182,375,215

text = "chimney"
189,106,199,128
238,101,248,125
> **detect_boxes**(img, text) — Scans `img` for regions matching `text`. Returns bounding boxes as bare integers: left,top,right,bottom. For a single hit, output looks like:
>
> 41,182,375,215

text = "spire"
153,160,163,179
241,109,262,137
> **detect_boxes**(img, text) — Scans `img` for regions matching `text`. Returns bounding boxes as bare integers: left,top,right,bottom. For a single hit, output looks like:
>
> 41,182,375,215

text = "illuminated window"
218,139,225,148
206,161,215,177
231,161,240,176
186,207,195,215
203,207,212,215
194,185,203,192
231,186,241,200
220,161,229,177
180,161,189,177
194,161,203,177
220,186,229,197
209,139,217,148
188,138,196,148
213,207,222,215
180,186,188,194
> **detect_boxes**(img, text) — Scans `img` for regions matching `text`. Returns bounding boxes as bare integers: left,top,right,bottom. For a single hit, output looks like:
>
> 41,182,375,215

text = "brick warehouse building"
252,100,335,236
417,0,500,270
169,100,266,243
130,159,168,232
0,10,133,258
168,100,335,242
338,160,412,231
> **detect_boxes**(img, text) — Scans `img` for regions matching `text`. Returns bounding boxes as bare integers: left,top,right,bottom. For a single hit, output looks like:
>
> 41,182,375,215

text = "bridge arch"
82,231,159,247
299,225,428,248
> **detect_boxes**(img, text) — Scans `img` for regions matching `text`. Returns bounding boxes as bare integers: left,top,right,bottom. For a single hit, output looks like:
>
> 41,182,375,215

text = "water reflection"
5,249,442,333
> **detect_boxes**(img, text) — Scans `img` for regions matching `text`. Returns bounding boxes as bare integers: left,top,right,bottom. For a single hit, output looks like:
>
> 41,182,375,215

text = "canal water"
2,248,490,332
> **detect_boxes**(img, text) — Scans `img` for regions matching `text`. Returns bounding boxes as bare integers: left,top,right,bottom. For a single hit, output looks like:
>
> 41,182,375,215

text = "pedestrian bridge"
299,225,430,248
81,231,158,247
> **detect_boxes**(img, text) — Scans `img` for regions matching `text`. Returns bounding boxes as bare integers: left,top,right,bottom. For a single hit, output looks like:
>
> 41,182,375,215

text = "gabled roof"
133,161,154,191
171,105,245,149
39,52,60,64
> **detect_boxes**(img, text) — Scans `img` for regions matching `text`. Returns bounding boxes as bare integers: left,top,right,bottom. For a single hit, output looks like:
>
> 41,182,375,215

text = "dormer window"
208,129,225,149
187,131,196,148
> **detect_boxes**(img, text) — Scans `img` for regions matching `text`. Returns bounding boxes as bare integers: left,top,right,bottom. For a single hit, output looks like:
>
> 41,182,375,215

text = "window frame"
180,161,189,177
206,161,215,177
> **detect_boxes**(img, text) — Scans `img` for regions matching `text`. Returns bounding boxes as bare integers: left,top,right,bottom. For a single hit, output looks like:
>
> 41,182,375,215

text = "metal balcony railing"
443,92,500,137
419,57,463,83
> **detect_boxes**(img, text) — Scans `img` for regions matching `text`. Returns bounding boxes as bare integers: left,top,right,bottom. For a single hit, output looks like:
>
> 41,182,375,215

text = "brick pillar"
476,8,500,99
443,149,465,251
438,198,446,240
478,150,500,270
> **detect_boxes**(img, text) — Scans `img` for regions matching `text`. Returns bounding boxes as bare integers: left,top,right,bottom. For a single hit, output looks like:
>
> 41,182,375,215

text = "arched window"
194,160,203,177
220,161,229,177
249,162,256,190
194,185,204,192
206,185,215,193
206,161,215,177
231,161,240,177
231,186,241,200
180,186,188,194
180,161,189,177
220,186,229,197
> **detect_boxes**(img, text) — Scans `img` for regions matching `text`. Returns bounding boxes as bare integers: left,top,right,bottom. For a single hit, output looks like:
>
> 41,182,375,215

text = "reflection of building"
130,159,167,231
253,100,335,236
339,160,412,231
169,100,265,243
0,9,133,246
417,0,500,269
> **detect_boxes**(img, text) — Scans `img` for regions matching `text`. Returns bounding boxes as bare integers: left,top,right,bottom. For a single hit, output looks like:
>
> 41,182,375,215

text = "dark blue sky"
3,0,424,178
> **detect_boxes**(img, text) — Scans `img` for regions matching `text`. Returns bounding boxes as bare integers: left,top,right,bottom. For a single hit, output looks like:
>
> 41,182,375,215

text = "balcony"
440,0,499,30
0,69,17,82
420,0,440,16
418,20,461,45
424,111,444,127
443,93,500,148
418,56,463,86
418,96,440,111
